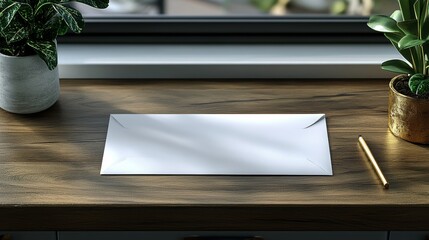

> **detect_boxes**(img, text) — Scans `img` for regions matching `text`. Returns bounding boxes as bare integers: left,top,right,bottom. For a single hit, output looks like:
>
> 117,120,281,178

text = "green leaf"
417,81,429,94
35,0,60,12
18,3,33,22
381,59,415,74
398,20,418,35
40,7,67,36
0,0,14,11
0,2,21,30
422,19,429,39
367,15,401,33
52,4,84,33
57,19,69,35
16,0,31,4
421,0,429,38
409,73,429,94
424,41,429,59
413,0,422,20
3,21,28,44
36,10,62,39
385,32,404,43
35,22,56,40
414,0,428,23
385,32,415,66
0,47,15,55
390,10,403,22
398,0,418,20
27,40,58,70
0,36,15,55
61,0,109,9
390,10,404,22
406,47,419,71
398,34,426,50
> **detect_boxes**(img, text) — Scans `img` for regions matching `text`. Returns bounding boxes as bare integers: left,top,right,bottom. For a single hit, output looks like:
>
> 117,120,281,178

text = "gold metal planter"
388,75,429,144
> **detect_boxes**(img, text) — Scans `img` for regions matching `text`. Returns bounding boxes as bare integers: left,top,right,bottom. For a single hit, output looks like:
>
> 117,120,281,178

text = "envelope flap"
110,114,326,130
291,114,326,129
110,114,142,129
303,114,326,129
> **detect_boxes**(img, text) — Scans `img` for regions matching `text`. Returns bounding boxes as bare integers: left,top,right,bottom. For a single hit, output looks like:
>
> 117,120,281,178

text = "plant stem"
421,46,427,75
418,8,426,76
411,49,418,72
420,0,429,76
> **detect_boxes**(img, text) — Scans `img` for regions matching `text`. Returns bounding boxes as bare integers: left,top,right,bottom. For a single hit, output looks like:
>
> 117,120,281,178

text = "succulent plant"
0,0,109,70
368,0,429,95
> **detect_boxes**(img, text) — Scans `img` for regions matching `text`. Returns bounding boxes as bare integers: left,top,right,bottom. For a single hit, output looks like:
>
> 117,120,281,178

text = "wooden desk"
0,79,428,230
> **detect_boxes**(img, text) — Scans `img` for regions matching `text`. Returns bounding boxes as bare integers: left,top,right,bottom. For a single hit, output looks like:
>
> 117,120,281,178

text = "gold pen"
358,135,389,189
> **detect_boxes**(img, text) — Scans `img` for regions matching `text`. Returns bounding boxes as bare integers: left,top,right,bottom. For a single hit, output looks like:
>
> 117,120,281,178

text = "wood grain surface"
0,79,428,230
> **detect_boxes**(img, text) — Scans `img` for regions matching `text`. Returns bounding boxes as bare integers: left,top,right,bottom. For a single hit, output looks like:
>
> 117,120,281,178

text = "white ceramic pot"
0,53,60,114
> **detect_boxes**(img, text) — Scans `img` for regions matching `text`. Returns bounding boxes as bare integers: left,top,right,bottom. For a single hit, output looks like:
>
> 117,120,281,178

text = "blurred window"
67,0,396,43
74,0,394,17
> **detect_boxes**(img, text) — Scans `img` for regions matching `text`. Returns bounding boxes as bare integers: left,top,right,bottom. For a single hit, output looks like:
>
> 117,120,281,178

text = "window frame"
58,16,387,44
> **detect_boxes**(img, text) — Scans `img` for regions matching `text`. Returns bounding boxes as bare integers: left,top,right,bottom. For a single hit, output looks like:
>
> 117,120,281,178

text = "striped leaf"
52,4,84,33
409,73,429,94
37,9,62,39
27,40,58,70
35,0,60,15
0,37,15,55
0,2,21,30
416,82,429,95
0,0,14,10
18,3,33,22
57,19,69,35
0,47,15,55
3,21,28,44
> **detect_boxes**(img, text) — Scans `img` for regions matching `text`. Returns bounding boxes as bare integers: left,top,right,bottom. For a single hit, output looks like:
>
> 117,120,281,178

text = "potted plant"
0,0,108,114
368,0,429,144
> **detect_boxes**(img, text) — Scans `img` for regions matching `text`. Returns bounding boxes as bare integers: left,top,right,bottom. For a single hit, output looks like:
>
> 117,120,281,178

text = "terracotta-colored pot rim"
390,74,429,102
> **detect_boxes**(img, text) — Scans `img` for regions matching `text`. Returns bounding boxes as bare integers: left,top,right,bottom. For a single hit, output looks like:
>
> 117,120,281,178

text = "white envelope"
101,114,332,175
